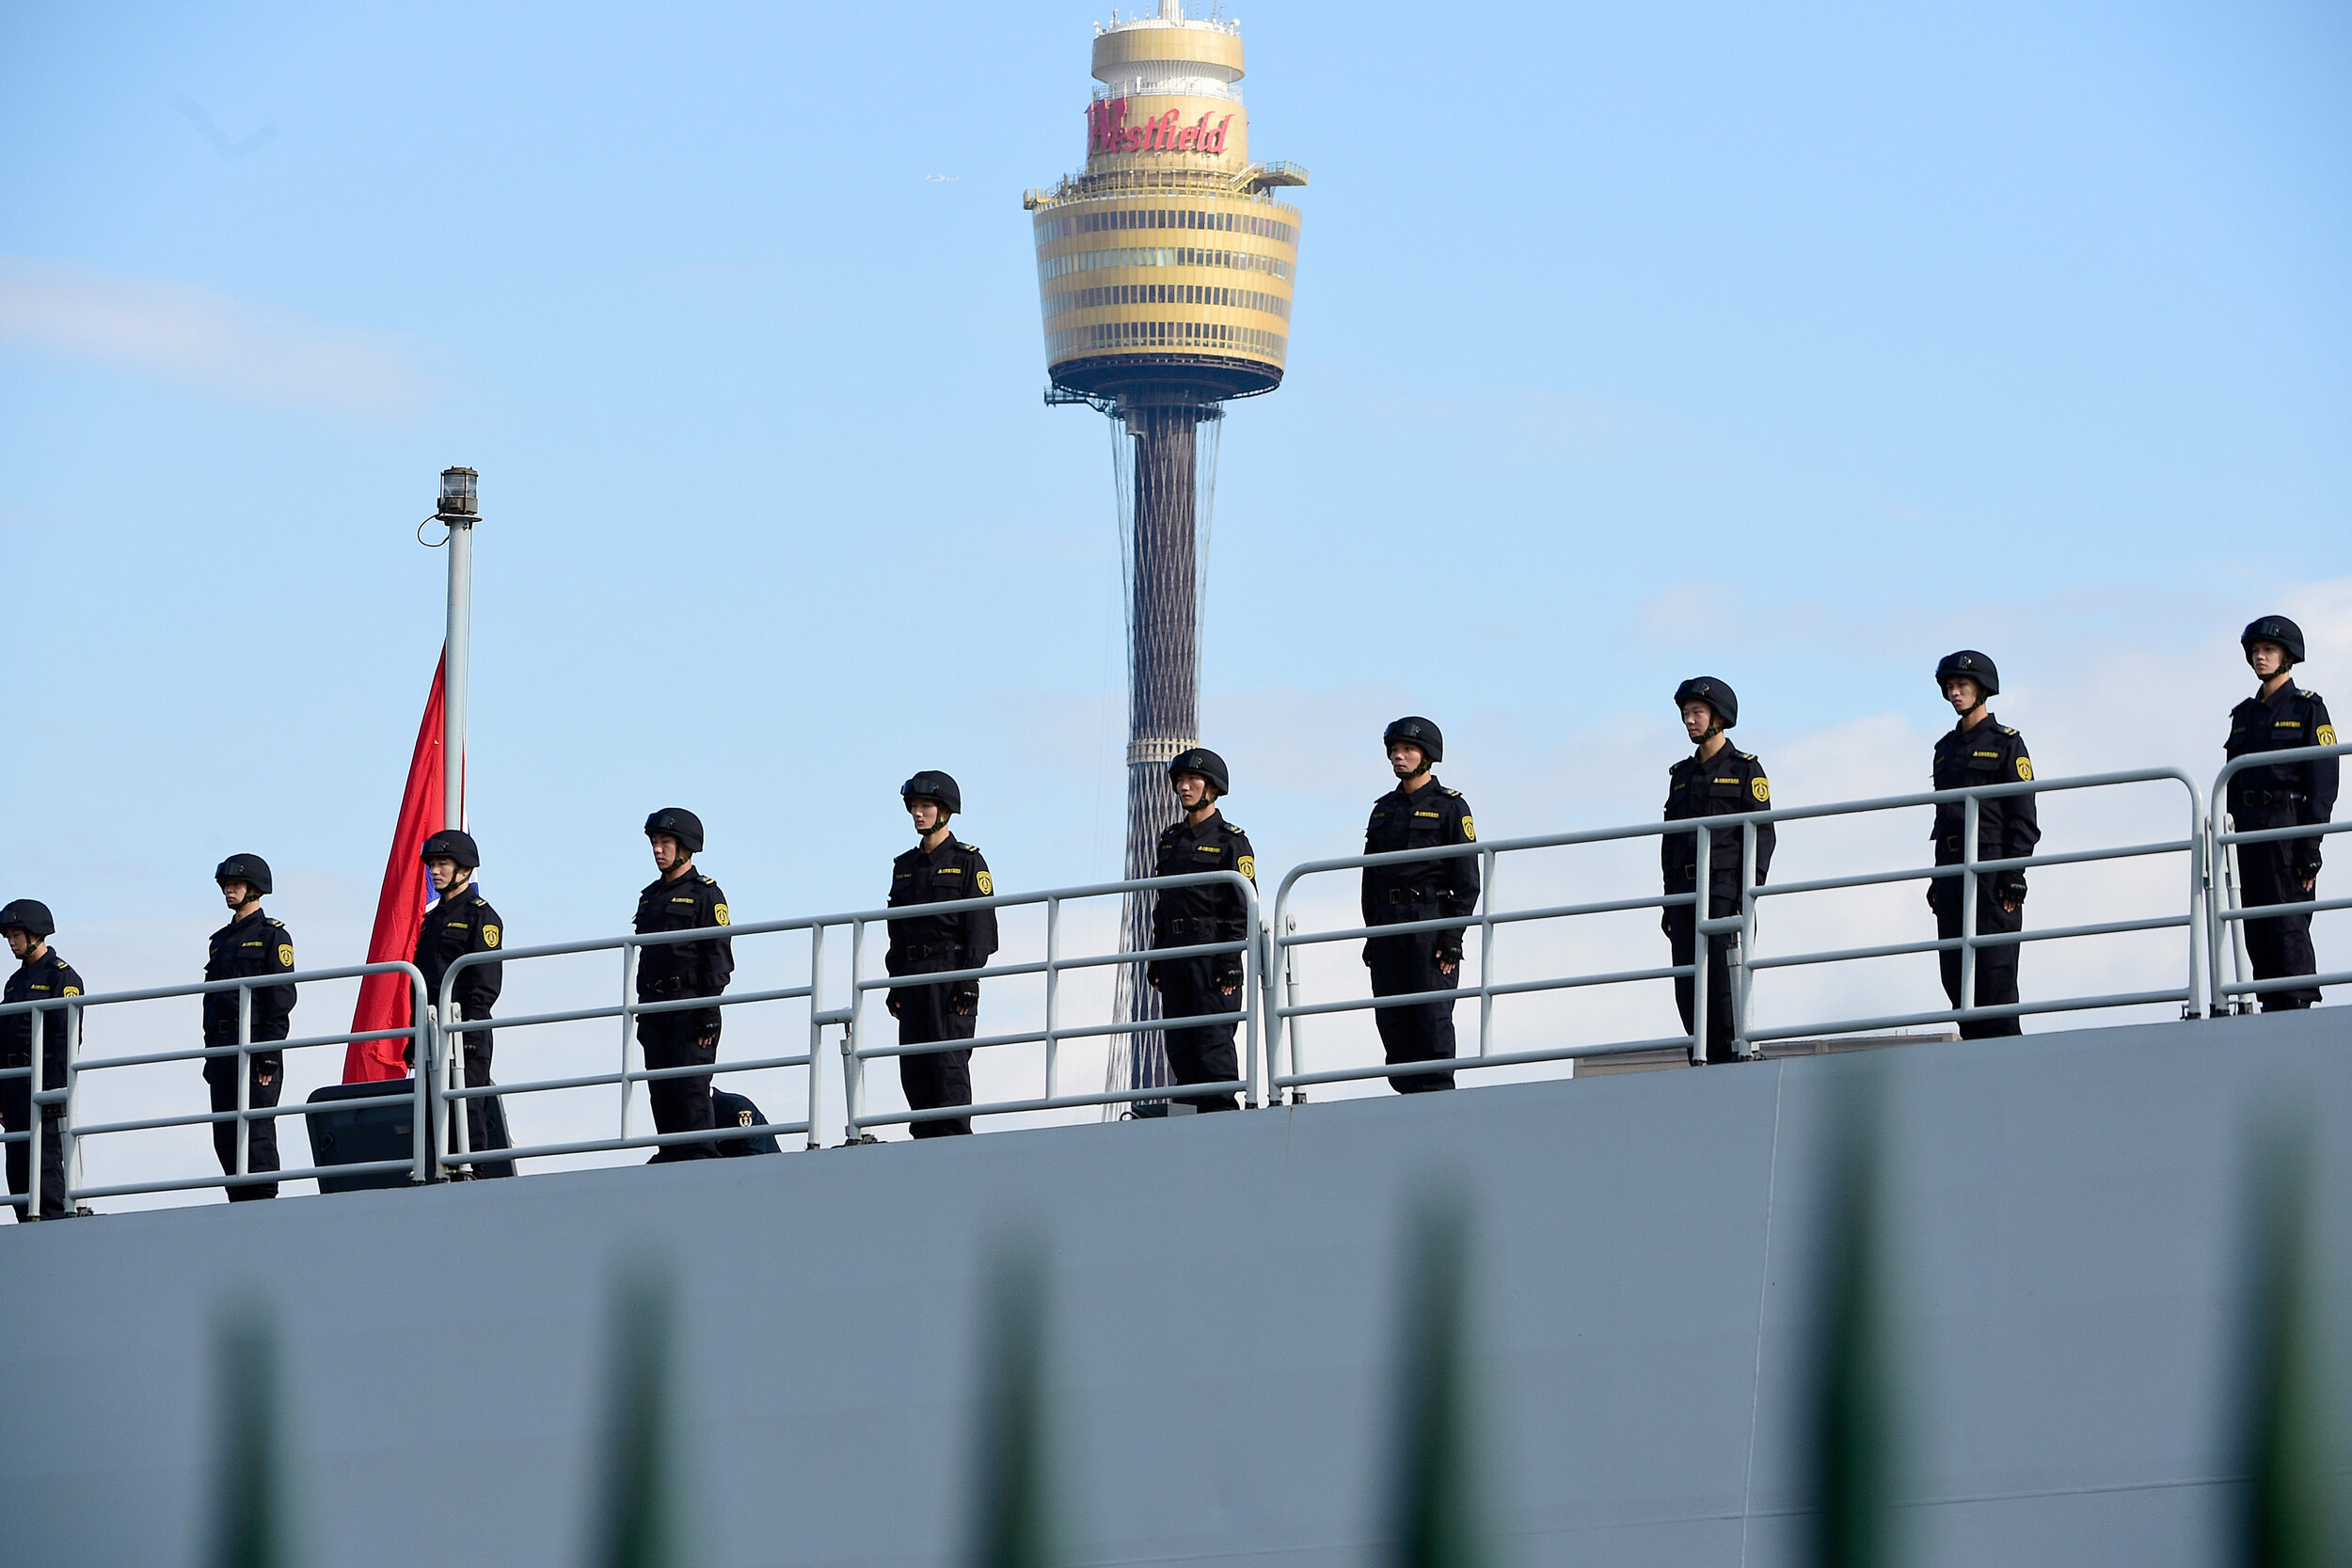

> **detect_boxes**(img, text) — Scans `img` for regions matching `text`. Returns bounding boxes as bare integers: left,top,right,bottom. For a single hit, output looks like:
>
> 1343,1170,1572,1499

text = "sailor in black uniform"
1148,748,1256,1112
1928,651,2040,1037
1661,680,1774,1063
885,771,999,1137
203,854,296,1200
412,829,512,1175
2225,616,2339,1009
3,899,83,1220
1362,718,1479,1093
633,809,733,1160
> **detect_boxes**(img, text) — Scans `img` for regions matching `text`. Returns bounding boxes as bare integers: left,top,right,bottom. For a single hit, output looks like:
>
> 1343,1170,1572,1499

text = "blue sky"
3,2,2348,1160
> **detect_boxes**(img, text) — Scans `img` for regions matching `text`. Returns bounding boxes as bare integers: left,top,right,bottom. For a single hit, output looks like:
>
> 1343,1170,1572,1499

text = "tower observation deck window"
1032,209,1297,246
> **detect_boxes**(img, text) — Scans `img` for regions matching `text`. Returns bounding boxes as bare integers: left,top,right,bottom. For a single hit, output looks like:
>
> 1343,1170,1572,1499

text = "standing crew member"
2225,616,2339,1010
1661,680,1774,1063
1928,652,2040,1037
1148,749,1256,1113
1362,718,1479,1094
412,829,513,1177
203,855,296,1200
3,900,83,1220
884,772,998,1138
633,810,733,1160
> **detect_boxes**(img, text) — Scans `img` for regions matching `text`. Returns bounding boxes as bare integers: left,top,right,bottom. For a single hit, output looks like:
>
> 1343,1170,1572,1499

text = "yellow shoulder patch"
1236,855,1255,880
2320,724,2338,747
976,870,993,895
1460,816,1476,841
2016,758,2034,782
713,904,731,927
1751,777,1771,803
483,925,501,948
277,944,294,967
61,986,80,997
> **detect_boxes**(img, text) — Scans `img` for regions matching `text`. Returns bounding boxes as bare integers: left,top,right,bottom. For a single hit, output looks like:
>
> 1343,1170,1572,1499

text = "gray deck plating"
0,1007,2344,1568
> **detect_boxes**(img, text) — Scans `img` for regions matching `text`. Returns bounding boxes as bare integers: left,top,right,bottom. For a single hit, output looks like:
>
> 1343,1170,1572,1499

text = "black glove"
1998,878,2028,907
2298,848,2324,881
951,982,979,1014
1213,964,1244,991
1436,939,1463,967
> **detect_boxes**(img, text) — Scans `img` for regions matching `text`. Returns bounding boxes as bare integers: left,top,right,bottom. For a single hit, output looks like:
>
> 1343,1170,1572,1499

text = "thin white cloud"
0,258,432,411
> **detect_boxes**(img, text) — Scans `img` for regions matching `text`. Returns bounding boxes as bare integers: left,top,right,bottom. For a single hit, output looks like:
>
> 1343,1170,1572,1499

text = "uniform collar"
1388,775,1439,800
215,906,267,937
1944,710,1999,743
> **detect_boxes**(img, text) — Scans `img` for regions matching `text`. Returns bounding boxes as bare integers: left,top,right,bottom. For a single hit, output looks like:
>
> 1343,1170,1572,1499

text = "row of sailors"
3,622,2336,1216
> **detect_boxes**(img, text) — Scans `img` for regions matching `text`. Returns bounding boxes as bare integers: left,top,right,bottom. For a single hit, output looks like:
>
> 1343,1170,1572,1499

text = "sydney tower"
1025,1,1306,1101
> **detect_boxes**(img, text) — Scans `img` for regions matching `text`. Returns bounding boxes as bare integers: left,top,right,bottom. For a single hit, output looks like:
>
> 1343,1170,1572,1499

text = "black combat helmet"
1672,677,1739,730
421,830,481,869
643,809,705,854
1934,650,2001,700
900,770,962,817
0,899,56,939
215,854,274,896
2242,616,2306,668
1167,747,1231,798
1383,716,1443,765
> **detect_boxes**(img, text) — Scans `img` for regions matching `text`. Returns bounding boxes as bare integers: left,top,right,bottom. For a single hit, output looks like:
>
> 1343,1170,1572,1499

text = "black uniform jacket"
633,871,734,1000
4,949,86,1096
885,838,1001,974
2227,683,2341,874
203,909,296,1046
1152,810,1256,978
413,882,504,1020
1362,781,1480,931
1661,747,1776,897
1931,717,2042,892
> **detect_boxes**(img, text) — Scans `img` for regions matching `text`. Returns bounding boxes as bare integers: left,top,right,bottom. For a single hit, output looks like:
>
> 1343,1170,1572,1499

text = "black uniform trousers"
1663,884,1739,1065
204,1051,283,1201
1153,956,1241,1112
1367,910,1458,1093
894,960,976,1138
449,1027,516,1178
2237,834,2320,1009
638,1008,722,1162
1928,876,2025,1037
1,1085,66,1221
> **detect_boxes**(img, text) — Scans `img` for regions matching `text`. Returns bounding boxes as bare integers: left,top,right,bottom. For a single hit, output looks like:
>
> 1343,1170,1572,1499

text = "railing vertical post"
1279,912,1301,1102
62,1001,82,1210
2187,788,2212,1020
447,1002,472,1171
1245,913,1265,1110
842,918,867,1144
1042,897,1061,1103
803,924,828,1151
619,944,640,1141
1689,822,1710,1066
233,983,253,1188
1960,794,1980,1029
413,975,434,1183
2219,814,2251,1014
1733,819,1757,1059
1476,847,1496,1059
25,1004,44,1220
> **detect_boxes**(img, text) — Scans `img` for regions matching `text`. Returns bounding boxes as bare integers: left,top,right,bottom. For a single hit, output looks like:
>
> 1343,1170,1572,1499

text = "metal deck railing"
4,752,2340,1212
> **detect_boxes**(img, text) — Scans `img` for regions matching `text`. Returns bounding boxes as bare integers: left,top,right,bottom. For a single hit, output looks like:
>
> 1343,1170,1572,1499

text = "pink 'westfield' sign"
1088,98,1234,155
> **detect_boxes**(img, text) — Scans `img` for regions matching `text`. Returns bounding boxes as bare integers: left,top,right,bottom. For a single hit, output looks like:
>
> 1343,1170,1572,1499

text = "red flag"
344,653,451,1082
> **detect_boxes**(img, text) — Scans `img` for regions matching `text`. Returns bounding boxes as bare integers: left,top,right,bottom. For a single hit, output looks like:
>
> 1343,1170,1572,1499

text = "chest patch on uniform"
1713,778,1737,786
672,897,696,905
937,866,962,875
448,923,469,931
1197,845,1222,855
976,871,993,895
714,905,730,927
2016,759,2033,781
244,941,264,948
277,944,294,967
483,926,501,948
1973,752,1999,759
1415,810,1441,819
1751,777,1771,803
2277,721,2302,728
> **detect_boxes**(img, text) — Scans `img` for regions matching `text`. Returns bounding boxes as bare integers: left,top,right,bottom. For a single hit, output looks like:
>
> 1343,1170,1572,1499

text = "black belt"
2238,788,2308,808
1161,918,1222,936
1384,888,1443,906
895,943,961,960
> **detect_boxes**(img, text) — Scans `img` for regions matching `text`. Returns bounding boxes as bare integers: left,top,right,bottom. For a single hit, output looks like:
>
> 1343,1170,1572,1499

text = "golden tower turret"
1025,1,1306,399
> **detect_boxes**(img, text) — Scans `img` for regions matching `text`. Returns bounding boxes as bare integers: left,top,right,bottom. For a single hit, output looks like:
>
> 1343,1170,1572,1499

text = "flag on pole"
343,652,451,1083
